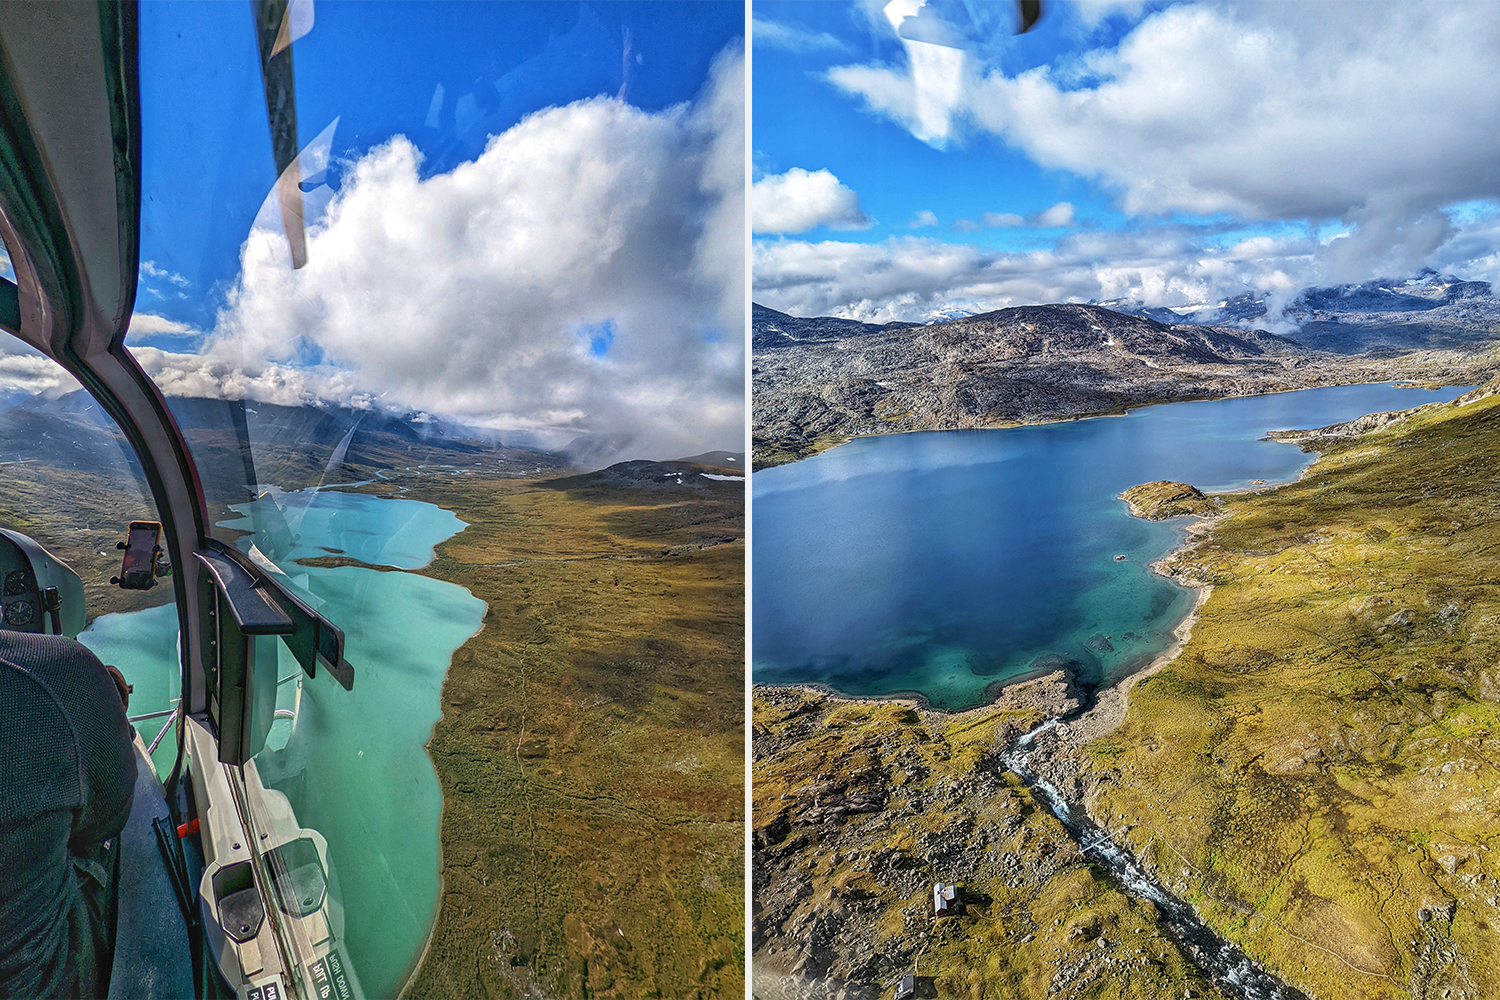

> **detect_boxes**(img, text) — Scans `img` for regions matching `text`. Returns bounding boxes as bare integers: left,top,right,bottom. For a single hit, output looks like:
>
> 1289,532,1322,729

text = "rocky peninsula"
1118,481,1219,521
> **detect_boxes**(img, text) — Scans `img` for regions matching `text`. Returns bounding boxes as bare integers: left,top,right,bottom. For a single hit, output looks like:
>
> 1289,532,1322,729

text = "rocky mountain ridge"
751,301,1484,468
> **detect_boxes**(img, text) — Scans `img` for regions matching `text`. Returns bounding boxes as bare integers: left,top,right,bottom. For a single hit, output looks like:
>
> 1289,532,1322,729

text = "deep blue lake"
753,383,1471,710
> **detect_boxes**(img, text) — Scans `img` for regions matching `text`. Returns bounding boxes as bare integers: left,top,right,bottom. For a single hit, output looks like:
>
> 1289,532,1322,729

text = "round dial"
4,600,35,627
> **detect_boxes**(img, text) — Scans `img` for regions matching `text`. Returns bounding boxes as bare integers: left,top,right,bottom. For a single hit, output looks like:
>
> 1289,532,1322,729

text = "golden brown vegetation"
403,469,744,999
752,689,1228,1000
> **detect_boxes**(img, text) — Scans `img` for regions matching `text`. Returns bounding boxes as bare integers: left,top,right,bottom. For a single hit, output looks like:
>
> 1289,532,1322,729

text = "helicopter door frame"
0,1,216,729
0,4,354,762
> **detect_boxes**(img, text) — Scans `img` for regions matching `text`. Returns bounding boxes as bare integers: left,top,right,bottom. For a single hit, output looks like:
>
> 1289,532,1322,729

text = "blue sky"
138,0,741,335
754,0,1132,252
106,1,746,459
752,1,1500,324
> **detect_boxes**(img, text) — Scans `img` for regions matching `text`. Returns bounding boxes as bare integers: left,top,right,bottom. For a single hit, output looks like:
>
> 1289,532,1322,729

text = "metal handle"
147,708,179,756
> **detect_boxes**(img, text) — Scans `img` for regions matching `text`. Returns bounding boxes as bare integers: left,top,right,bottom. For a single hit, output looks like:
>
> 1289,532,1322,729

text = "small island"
1118,480,1217,520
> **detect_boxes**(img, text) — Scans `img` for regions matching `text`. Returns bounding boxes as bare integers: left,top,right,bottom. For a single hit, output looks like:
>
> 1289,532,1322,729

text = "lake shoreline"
753,380,1479,722
402,510,487,1000
407,469,746,1000
752,461,1231,722
755,377,1454,471
753,581,1211,735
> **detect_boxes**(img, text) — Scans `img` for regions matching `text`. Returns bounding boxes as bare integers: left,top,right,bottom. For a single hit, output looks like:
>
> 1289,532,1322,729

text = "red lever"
177,817,200,839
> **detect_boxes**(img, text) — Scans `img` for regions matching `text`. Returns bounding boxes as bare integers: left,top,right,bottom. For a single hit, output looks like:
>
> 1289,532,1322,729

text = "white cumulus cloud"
1034,202,1075,228
131,43,745,462
753,167,873,234
127,313,201,339
826,2,1500,282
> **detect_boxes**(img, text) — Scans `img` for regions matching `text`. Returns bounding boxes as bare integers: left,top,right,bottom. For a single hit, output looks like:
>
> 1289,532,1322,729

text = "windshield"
122,2,745,996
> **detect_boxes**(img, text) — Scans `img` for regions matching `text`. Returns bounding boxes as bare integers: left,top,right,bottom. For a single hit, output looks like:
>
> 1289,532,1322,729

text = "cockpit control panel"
0,528,86,637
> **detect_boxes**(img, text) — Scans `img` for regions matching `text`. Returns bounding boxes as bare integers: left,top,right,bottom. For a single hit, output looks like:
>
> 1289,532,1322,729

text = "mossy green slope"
1083,386,1500,1000
753,689,1228,1000
401,470,744,999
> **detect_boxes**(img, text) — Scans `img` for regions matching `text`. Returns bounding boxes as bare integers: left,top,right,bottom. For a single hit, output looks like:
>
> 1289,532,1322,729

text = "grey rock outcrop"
751,302,1475,468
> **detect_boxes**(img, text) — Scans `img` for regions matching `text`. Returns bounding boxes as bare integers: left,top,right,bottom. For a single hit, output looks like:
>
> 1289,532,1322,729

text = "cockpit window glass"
0,388,165,617
0,349,180,772
128,3,745,996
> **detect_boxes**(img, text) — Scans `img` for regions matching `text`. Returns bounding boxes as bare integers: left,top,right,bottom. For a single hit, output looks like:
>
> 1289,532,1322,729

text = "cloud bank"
4,46,745,461
0,348,74,396
0,44,746,462
755,224,1322,326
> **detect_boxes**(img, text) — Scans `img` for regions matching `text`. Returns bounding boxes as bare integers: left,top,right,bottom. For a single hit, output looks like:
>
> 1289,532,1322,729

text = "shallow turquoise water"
80,487,484,999
79,603,182,775
753,383,1473,711
217,487,469,570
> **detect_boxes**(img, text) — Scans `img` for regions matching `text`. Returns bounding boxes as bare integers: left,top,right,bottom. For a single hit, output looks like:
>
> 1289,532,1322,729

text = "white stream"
1003,723,1309,1000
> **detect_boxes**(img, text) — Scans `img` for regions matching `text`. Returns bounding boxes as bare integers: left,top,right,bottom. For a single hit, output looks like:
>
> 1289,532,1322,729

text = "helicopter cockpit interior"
0,3,430,997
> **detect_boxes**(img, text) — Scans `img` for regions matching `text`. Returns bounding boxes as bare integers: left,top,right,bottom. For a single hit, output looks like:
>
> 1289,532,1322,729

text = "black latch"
196,540,355,765
195,541,354,689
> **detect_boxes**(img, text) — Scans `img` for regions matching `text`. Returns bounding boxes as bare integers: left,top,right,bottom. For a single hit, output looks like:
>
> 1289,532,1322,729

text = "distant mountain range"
0,390,742,509
542,453,745,496
1103,270,1500,353
776,271,1500,355
752,299,1494,468
754,302,1307,359
0,391,576,506
4,389,497,451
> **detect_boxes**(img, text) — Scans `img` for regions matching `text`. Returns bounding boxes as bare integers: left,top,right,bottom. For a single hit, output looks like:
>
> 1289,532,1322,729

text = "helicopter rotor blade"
250,0,307,269
1018,1,1043,35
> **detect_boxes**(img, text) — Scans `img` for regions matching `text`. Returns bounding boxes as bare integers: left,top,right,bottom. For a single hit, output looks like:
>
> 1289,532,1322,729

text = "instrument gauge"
4,599,36,627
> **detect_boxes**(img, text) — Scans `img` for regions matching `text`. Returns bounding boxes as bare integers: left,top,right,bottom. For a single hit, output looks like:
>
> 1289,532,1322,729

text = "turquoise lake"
80,487,485,1000
752,382,1472,711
